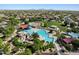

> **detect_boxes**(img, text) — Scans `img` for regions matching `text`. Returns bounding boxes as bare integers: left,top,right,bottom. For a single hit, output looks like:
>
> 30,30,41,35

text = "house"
68,32,79,39
63,16,74,25
48,25,60,31
29,21,42,28
17,31,32,42
54,15,60,21
62,38,73,44
20,24,29,29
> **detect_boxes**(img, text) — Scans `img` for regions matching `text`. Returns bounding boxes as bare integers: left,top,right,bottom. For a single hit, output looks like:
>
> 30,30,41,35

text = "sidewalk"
54,42,61,55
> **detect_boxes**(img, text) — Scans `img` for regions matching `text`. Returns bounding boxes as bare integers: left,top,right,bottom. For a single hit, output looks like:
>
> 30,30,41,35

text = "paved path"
54,42,61,55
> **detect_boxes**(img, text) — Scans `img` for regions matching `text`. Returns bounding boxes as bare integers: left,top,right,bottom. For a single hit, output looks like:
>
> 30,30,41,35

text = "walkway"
54,42,61,55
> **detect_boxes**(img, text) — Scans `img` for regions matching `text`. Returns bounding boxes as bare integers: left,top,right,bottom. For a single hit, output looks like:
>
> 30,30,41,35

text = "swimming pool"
22,27,54,42
37,29,54,42
22,27,34,35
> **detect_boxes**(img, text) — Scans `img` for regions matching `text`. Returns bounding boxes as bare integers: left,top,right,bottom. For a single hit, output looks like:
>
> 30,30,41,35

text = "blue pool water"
23,27,34,35
37,29,54,42
22,27,54,42
68,32,79,39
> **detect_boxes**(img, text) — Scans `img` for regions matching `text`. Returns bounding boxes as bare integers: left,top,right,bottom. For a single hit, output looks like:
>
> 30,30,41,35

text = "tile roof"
63,38,73,43
20,24,28,29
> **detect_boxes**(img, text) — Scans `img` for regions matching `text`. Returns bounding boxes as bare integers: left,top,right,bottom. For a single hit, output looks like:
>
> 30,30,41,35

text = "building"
48,25,60,32
62,38,73,44
20,24,29,29
29,21,42,28
68,32,79,39
17,31,32,42
63,16,74,25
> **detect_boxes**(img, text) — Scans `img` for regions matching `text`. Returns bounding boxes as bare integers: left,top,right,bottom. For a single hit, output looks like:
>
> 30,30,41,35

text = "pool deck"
21,26,56,42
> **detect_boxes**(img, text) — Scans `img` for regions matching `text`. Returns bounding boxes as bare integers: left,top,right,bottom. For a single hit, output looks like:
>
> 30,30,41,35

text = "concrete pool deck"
21,26,56,42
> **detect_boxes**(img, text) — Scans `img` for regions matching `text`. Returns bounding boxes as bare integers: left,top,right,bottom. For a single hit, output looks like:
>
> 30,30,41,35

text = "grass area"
48,21,61,27
47,21,67,32
59,26,67,32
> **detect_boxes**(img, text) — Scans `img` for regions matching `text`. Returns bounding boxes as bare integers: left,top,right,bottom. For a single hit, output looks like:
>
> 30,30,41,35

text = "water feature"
22,26,54,42
36,29,54,42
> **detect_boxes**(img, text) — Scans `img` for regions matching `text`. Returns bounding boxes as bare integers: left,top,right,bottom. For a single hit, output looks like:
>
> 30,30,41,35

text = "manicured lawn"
48,21,61,27
47,21,67,32
59,26,67,32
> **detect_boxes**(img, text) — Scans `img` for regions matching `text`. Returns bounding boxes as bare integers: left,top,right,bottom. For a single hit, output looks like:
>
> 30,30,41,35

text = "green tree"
71,27,79,33
31,33,39,38
65,44,71,51
24,49,32,55
47,42,54,48
9,17,20,25
3,43,11,54
70,22,75,28
32,38,43,52
43,21,48,27
18,48,32,55
72,40,79,47
12,37,27,48
13,37,23,47
4,25,15,37
58,34,65,39
0,38,3,49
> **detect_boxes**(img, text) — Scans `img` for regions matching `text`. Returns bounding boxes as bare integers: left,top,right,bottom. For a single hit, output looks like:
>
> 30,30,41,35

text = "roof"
68,32,79,39
20,24,28,29
62,38,73,43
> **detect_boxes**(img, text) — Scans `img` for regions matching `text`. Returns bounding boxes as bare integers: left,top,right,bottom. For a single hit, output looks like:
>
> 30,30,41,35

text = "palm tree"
31,33,39,38
3,43,11,54
0,38,3,49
